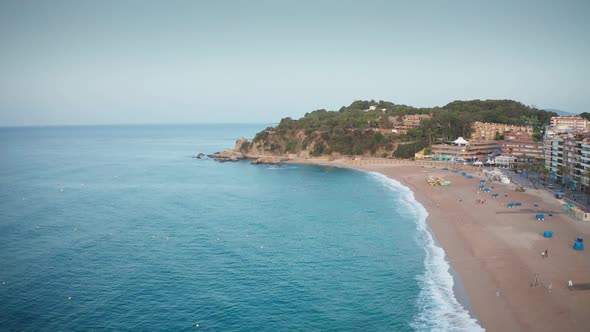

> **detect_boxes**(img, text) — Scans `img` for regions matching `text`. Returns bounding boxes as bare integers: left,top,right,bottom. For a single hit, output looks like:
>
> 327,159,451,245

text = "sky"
0,0,589,126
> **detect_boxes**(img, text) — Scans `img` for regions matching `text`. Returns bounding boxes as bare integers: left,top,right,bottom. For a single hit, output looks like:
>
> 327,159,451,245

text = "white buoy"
68,296,72,300
195,323,199,328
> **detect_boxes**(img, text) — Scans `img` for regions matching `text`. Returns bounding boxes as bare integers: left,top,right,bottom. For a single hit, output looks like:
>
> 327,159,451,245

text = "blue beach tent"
467,175,473,179
573,237,584,250
442,167,449,171
508,203,515,208
453,170,460,173
461,172,467,176
479,185,485,190
536,214,545,221
483,187,491,193
492,193,499,198
543,231,553,238
515,202,522,206
480,179,486,184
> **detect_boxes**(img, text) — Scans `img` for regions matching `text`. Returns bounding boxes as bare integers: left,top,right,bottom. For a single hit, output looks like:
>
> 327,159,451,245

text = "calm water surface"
0,124,481,331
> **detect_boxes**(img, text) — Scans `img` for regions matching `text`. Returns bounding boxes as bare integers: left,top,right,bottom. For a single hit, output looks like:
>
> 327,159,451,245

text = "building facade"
389,114,431,134
549,116,590,133
431,137,498,161
472,121,533,140
501,141,544,162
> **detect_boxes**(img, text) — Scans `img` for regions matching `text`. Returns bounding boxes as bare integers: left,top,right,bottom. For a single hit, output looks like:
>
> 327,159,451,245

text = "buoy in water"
68,296,72,300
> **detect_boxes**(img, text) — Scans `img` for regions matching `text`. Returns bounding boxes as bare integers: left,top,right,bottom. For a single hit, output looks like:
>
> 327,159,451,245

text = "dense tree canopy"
249,99,557,158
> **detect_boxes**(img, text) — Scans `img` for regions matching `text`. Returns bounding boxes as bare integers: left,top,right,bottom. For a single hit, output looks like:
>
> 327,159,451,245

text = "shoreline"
285,158,590,331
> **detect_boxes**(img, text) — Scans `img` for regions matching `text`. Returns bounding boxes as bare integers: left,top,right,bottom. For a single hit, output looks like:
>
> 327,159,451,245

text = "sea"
0,124,483,331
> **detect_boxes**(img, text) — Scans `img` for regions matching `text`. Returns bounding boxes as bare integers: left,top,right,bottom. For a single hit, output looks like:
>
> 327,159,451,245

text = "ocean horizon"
0,124,481,331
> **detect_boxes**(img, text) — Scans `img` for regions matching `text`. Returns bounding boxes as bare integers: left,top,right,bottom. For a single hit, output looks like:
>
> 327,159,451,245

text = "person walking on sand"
544,249,548,258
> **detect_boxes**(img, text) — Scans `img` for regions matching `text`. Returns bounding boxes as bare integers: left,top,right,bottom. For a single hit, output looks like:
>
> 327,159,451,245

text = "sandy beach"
290,159,590,331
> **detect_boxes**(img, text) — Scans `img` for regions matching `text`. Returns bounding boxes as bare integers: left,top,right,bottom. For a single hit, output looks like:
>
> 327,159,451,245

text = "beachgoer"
544,249,548,258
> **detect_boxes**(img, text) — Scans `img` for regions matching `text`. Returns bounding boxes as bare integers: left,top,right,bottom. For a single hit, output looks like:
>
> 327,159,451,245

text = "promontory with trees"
210,99,557,162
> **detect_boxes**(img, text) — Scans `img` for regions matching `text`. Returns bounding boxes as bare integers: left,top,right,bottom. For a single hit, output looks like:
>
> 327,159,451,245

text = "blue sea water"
0,124,482,331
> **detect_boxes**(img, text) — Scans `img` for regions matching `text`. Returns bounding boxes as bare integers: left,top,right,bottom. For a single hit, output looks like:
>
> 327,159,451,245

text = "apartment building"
431,137,498,161
472,121,533,140
549,116,590,133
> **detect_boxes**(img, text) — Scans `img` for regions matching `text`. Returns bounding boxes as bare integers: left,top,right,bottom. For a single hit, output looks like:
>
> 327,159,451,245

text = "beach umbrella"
573,237,584,250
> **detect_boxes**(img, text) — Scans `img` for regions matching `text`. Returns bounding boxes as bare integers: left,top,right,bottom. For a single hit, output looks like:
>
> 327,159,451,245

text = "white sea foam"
368,172,485,332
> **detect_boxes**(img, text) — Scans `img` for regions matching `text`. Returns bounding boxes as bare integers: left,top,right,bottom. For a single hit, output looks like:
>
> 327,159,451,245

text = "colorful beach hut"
573,237,584,250
536,214,545,221
543,231,553,238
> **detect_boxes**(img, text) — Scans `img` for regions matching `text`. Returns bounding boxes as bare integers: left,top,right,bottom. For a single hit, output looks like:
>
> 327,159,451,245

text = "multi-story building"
501,141,544,162
389,114,431,134
472,121,533,140
503,131,534,141
431,137,498,161
549,116,590,133
544,136,564,181
544,133,590,190
402,114,430,128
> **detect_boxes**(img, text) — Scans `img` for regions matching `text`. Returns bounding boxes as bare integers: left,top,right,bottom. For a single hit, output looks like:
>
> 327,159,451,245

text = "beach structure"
492,193,499,198
536,214,545,221
483,168,511,184
427,176,451,186
573,237,584,250
543,230,553,238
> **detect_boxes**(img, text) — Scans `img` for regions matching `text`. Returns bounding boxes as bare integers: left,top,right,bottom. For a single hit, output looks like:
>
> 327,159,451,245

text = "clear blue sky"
1,0,589,126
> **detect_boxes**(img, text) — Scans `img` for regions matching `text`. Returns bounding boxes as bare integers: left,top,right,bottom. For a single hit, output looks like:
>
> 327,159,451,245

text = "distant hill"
544,109,576,116
232,99,558,159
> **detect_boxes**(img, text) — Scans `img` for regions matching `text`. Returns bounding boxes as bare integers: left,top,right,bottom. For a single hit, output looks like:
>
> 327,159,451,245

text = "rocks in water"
251,157,287,165
193,153,206,159
207,150,246,162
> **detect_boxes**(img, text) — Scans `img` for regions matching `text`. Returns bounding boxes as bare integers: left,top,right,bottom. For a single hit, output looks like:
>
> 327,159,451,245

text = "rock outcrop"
251,156,288,165
207,138,250,162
